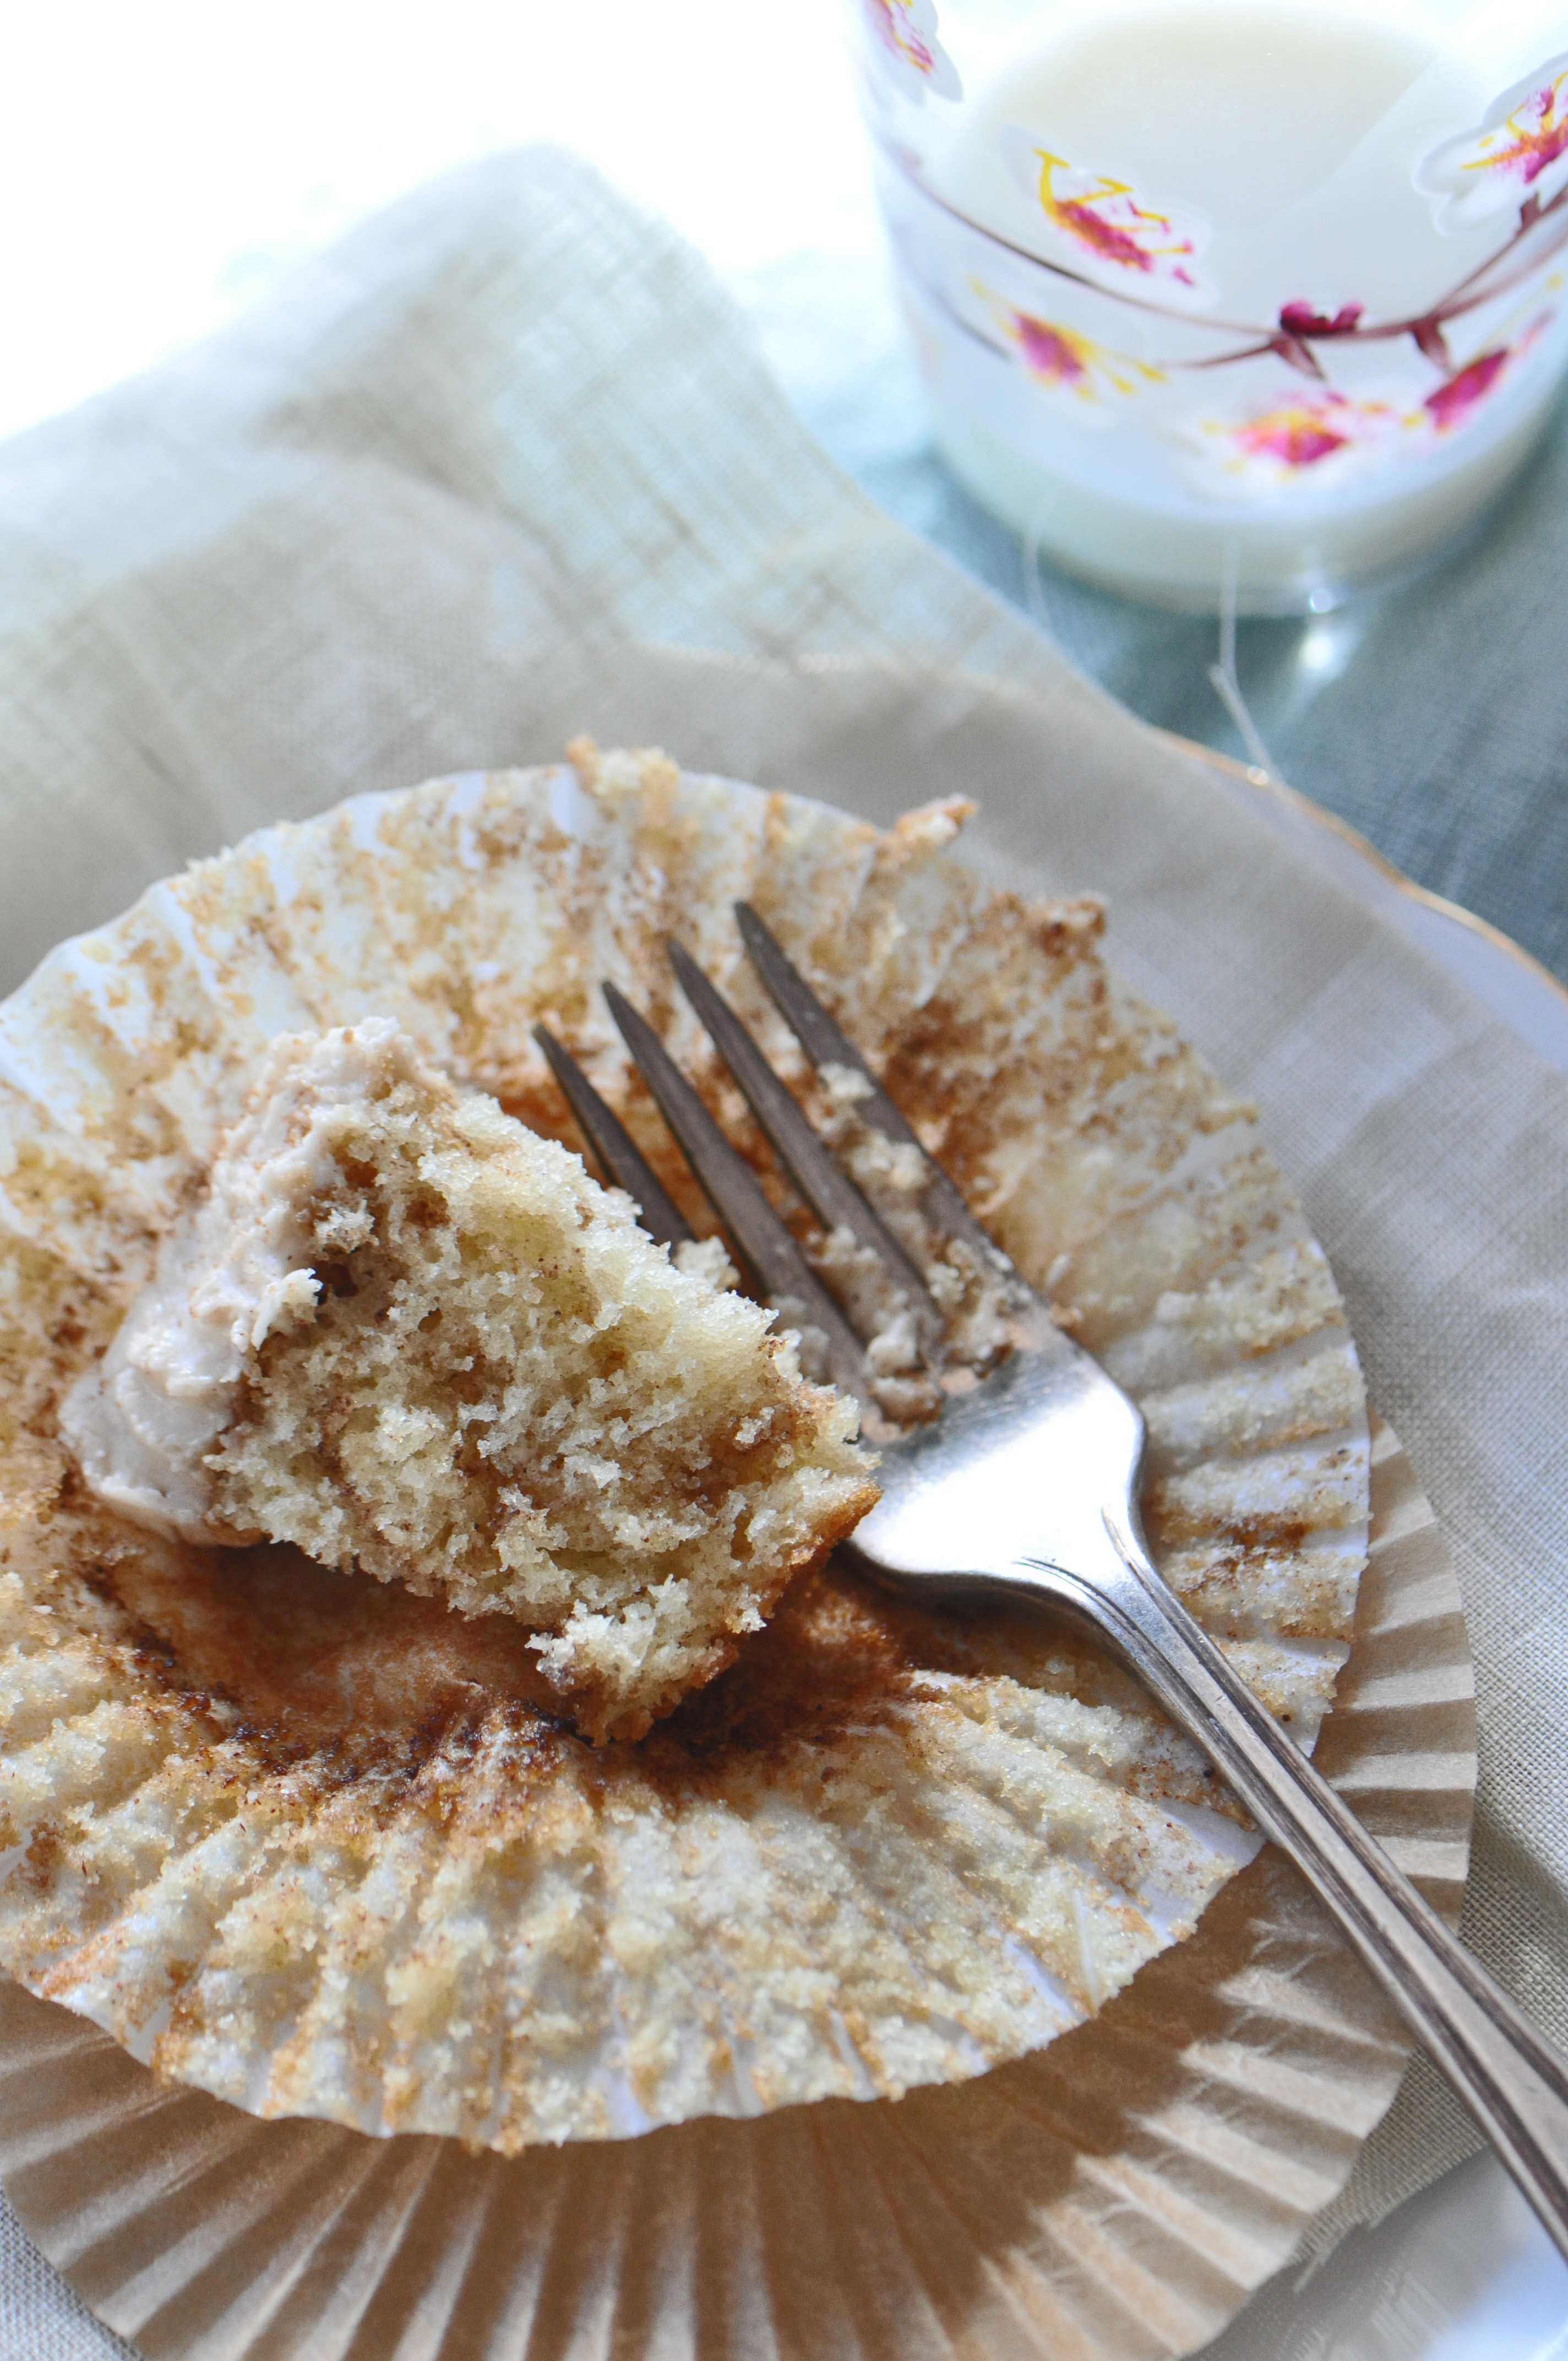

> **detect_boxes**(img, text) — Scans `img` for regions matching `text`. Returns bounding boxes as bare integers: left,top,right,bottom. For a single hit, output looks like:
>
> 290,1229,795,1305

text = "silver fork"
536,909,1568,2264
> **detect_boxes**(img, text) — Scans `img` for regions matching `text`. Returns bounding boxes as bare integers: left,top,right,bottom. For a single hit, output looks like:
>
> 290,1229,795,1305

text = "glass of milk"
854,0,1568,609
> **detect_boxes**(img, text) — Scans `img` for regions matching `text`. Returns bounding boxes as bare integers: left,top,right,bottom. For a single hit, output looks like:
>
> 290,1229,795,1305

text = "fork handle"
1058,1515,1568,2266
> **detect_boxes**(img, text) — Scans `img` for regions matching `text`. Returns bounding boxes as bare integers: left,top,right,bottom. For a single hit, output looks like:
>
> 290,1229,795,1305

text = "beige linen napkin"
0,145,1564,2346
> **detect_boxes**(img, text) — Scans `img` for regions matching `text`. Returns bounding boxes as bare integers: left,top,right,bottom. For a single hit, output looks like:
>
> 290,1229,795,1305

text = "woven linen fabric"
0,144,1565,2349
0,2218,135,2361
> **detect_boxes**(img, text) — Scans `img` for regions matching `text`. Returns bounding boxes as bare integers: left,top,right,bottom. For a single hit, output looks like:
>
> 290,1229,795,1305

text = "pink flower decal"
1278,301,1364,339
1424,348,1509,429
999,130,1212,304
990,301,1161,399
1014,314,1092,388
1173,391,1401,497
1234,397,1358,469
1422,309,1549,428
863,0,961,103
1416,55,1568,232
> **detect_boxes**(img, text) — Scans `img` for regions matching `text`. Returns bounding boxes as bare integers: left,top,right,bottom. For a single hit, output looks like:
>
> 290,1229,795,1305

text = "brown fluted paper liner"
0,1415,1474,2361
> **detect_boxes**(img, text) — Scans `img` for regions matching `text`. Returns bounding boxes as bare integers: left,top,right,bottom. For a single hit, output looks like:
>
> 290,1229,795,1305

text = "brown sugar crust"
0,750,1368,2147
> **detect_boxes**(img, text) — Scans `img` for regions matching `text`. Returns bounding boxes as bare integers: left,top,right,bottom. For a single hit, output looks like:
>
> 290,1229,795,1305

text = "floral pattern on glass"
863,0,961,103
999,129,1213,304
1174,392,1401,496
981,292,1162,400
869,33,1568,527
1416,53,1568,233
1423,303,1551,427
1174,304,1555,498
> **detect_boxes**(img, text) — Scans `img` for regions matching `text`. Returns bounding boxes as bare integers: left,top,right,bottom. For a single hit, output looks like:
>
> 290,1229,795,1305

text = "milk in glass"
856,0,1568,607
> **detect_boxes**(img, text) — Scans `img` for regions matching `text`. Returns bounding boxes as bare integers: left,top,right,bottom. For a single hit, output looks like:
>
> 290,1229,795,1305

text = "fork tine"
665,938,941,1345
532,1024,693,1253
734,902,1014,1275
600,983,873,1407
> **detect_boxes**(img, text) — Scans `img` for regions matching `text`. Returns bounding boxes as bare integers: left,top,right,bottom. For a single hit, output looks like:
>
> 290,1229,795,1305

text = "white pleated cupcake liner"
0,1414,1473,2361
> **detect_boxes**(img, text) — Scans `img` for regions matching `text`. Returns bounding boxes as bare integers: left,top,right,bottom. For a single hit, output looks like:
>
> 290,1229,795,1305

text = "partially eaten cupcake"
62,1017,877,1742
0,751,1369,2153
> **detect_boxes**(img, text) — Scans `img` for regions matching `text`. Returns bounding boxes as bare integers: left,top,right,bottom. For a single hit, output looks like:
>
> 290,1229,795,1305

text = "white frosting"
60,1022,401,1541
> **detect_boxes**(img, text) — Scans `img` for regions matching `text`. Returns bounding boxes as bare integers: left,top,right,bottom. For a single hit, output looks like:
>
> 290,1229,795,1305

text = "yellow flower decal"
1417,54,1568,232
999,129,1212,304
983,294,1161,400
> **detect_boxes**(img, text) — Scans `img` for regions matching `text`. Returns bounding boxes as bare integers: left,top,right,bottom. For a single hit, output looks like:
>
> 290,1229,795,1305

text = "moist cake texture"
0,748,1370,2148
61,1019,874,1743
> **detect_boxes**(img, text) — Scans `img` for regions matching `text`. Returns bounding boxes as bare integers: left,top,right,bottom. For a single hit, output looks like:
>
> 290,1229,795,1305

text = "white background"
0,0,885,441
